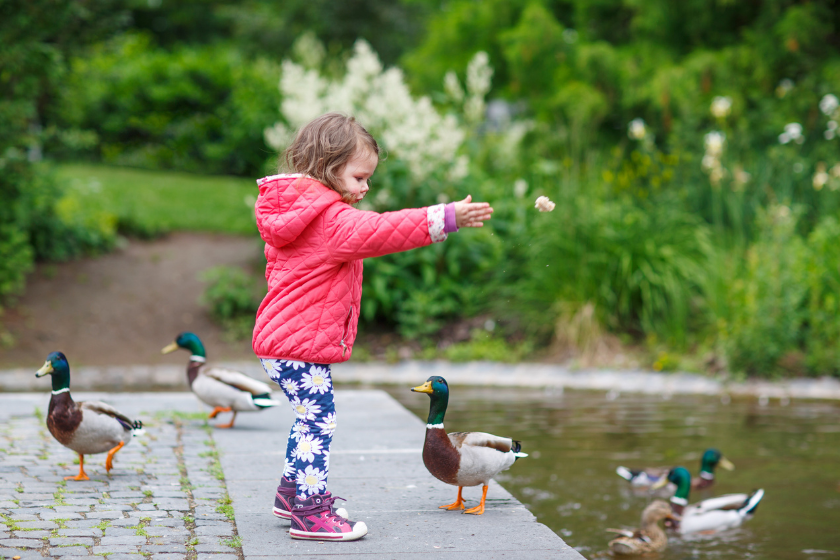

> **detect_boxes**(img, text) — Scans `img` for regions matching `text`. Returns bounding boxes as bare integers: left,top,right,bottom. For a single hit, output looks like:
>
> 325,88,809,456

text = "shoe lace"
294,494,346,518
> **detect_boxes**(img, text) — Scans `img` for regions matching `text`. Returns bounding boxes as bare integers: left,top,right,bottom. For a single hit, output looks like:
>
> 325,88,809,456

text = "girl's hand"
454,195,494,228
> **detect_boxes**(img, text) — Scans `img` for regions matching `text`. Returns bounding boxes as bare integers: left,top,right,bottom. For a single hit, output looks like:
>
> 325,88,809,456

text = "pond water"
382,385,840,560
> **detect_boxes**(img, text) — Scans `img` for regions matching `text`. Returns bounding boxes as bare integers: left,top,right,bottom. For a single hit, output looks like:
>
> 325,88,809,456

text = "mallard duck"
616,448,734,493
36,351,144,481
606,499,677,555
411,376,528,515
161,332,279,428
653,466,764,534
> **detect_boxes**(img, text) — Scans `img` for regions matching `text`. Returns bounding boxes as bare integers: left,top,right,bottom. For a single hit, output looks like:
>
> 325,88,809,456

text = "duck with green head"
652,466,764,534
161,332,279,428
411,376,527,515
36,351,144,481
616,447,734,494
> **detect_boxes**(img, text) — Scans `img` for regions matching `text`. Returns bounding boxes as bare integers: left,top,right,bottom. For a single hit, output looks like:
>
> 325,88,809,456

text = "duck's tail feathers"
253,394,281,409
511,440,528,460
740,488,764,515
615,466,635,481
131,420,146,437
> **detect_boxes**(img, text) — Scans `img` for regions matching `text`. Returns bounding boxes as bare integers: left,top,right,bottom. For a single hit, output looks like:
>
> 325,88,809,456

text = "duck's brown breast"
422,428,460,485
47,393,82,446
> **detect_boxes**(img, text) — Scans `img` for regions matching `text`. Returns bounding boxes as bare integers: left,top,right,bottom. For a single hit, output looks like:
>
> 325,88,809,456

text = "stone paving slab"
0,391,580,560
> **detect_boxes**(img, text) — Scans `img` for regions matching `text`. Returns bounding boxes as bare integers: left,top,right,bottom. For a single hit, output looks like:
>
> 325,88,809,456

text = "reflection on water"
383,385,840,559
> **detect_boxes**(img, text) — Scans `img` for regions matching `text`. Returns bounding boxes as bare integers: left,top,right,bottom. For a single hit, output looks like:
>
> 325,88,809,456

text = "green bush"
803,217,840,376
53,34,279,176
200,266,264,340
721,206,809,376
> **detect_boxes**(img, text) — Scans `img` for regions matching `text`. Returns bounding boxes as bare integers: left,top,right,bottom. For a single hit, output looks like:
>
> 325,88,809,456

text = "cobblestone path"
0,410,242,560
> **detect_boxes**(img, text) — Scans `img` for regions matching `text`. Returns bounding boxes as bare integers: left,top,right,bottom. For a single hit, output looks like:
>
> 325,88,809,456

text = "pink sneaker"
289,493,367,541
274,478,348,520
273,476,297,519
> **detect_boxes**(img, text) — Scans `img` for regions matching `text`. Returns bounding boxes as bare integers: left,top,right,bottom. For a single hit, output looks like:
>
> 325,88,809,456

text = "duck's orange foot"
464,503,485,515
105,441,126,472
463,484,488,515
439,487,465,511
65,455,89,481
208,406,232,419
214,411,237,429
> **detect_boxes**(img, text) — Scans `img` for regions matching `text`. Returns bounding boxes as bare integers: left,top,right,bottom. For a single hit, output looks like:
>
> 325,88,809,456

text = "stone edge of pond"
2,360,839,401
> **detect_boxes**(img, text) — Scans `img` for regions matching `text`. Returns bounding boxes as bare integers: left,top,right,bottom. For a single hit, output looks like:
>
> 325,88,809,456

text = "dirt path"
0,232,261,369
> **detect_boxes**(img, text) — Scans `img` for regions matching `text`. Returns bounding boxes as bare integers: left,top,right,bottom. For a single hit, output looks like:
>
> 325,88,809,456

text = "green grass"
55,163,259,235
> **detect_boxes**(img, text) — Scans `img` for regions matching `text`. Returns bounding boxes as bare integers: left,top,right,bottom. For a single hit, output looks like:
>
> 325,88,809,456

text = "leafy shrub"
507,192,711,346
721,206,809,376
54,34,279,176
803,217,840,376
200,266,264,340
442,330,533,363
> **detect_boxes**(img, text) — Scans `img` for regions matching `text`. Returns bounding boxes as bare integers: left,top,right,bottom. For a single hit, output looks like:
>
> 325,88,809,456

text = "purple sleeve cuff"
444,203,459,233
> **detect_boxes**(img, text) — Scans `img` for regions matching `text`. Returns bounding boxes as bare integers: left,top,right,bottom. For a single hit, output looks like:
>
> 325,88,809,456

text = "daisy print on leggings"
298,465,328,496
302,365,332,394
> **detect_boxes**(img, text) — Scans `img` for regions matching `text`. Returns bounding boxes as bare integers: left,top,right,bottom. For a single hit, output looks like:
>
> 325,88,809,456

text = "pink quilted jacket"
252,174,448,363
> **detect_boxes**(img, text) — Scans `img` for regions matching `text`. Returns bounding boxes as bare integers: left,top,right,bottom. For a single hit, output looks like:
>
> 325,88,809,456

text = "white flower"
813,163,829,190
701,154,719,171
281,378,299,396
301,365,332,395
290,421,310,441
704,131,725,156
535,196,555,212
284,360,306,370
513,179,528,199
776,79,794,98
315,412,337,437
283,460,296,478
819,94,839,117
297,465,328,496
266,39,468,187
628,118,646,140
710,96,732,118
323,450,330,471
779,123,803,145
292,434,324,463
444,71,464,103
291,397,322,421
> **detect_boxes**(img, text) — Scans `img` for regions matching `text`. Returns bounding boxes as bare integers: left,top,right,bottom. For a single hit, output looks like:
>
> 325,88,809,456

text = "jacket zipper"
340,307,353,357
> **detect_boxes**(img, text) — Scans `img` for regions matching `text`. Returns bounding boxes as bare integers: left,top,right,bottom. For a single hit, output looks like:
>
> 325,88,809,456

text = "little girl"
253,112,493,541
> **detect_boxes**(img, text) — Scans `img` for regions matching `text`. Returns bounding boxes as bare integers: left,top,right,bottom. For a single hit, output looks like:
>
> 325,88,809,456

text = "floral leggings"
259,359,336,499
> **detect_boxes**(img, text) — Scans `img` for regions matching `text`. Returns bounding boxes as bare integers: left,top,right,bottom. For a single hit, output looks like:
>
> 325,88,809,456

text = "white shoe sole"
289,521,367,541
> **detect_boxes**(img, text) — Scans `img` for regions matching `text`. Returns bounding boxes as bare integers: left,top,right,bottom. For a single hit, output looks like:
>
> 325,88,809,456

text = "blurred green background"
2,0,840,377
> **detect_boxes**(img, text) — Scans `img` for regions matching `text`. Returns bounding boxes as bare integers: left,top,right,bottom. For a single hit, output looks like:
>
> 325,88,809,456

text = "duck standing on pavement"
36,351,144,481
161,332,279,428
412,376,528,515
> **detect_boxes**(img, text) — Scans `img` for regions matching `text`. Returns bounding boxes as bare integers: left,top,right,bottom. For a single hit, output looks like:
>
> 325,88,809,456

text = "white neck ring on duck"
670,496,688,506
699,471,714,480
426,423,444,429
190,355,206,363
51,388,70,395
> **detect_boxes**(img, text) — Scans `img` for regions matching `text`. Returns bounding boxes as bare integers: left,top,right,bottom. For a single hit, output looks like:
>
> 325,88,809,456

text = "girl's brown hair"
283,113,379,203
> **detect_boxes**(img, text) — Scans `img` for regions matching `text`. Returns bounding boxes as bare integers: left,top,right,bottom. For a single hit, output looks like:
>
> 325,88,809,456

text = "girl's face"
338,148,377,203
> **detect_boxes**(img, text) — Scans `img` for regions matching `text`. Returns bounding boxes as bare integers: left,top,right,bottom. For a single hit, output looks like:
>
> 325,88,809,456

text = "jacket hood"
255,174,343,248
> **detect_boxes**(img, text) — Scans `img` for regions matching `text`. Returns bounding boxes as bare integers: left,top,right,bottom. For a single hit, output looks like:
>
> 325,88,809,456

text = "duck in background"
161,332,279,428
616,448,734,495
36,351,144,480
606,500,677,555
411,376,528,515
653,466,764,534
